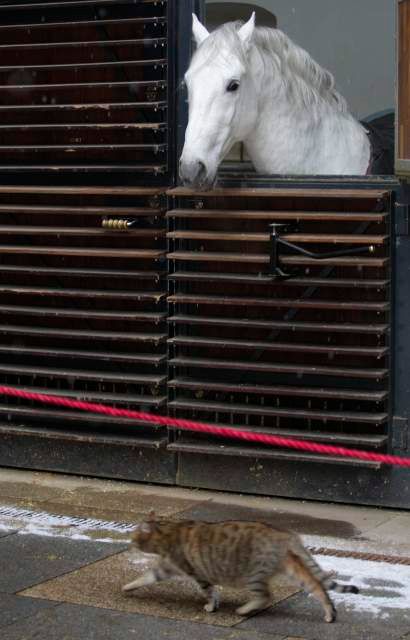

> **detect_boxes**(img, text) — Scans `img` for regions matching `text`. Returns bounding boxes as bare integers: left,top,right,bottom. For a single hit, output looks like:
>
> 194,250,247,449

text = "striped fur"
123,516,359,622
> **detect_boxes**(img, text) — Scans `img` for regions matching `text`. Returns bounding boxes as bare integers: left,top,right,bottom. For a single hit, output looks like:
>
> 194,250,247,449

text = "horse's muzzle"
179,158,213,190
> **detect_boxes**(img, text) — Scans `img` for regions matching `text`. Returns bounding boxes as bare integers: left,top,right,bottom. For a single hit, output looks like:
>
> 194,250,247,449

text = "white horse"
179,13,371,189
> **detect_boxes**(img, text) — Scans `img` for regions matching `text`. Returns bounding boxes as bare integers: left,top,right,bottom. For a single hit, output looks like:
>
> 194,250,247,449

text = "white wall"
206,0,395,119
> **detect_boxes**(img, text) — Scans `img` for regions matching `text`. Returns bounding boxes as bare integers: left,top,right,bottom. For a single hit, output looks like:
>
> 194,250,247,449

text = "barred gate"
166,186,393,496
0,0,406,506
0,0,176,481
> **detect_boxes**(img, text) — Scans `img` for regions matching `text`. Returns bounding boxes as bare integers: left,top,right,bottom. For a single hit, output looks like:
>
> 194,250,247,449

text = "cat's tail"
290,538,360,595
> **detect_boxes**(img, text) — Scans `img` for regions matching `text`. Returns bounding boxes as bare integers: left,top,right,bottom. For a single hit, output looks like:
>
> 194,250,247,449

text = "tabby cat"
122,514,358,622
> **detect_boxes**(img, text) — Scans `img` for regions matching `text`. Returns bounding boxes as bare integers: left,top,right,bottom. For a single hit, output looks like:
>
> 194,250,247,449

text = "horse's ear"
238,12,255,51
192,13,210,47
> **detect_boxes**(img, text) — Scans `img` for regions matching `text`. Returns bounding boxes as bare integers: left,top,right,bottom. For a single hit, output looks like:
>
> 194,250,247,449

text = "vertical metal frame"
395,0,410,179
173,0,205,178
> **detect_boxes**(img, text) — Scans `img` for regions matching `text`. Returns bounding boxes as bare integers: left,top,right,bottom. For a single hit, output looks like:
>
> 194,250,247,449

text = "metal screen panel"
167,186,391,469
0,0,170,179
0,185,168,449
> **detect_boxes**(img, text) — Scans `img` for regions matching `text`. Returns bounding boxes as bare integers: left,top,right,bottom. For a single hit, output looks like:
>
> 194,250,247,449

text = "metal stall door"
0,0,175,481
166,186,393,505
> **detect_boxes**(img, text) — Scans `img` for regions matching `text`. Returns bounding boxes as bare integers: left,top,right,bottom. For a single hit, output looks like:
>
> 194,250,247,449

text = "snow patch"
314,554,410,617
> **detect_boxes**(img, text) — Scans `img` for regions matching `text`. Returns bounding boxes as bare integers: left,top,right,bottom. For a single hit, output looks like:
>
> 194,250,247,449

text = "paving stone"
0,532,125,593
21,550,298,627
44,486,204,519
0,593,58,630
177,502,359,538
3,602,286,640
237,592,410,640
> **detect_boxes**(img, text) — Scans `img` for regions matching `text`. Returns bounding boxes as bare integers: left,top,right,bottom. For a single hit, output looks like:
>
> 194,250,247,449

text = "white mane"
192,21,348,114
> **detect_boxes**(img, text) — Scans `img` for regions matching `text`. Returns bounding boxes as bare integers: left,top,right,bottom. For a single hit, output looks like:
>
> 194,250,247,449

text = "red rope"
0,384,408,467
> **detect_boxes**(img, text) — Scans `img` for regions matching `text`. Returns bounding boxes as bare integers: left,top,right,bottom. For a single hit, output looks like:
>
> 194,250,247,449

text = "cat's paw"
236,599,269,616
325,607,336,623
203,591,219,613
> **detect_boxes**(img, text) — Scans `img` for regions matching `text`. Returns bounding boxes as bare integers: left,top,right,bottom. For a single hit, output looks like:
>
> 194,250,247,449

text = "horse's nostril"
197,161,206,178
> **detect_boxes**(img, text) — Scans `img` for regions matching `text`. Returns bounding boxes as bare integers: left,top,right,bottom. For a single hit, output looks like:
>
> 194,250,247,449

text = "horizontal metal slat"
167,417,388,447
0,286,166,302
0,0,163,10
166,209,387,222
0,205,163,216
0,123,166,132
0,324,166,343
0,345,165,363
0,37,167,50
0,246,165,258
0,80,165,91
0,58,167,72
0,266,163,280
168,294,389,312
167,440,381,469
169,399,388,424
0,185,165,195
169,357,388,379
0,16,167,31
168,378,389,402
0,305,166,321
168,187,389,200
0,144,166,152
0,226,164,238
0,101,166,112
0,165,167,173
167,251,388,267
167,231,387,245
0,363,166,385
169,272,388,289
0,423,167,448
168,315,388,334
169,336,388,358
0,406,163,427
2,385,167,407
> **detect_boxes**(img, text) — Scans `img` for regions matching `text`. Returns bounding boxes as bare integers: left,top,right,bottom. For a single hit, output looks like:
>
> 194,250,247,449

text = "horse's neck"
243,46,370,175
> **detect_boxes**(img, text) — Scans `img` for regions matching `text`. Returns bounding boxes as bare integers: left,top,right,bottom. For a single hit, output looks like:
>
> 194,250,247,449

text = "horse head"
179,13,258,190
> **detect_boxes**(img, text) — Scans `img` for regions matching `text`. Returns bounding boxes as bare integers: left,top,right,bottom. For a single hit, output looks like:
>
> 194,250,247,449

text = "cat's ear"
147,509,156,521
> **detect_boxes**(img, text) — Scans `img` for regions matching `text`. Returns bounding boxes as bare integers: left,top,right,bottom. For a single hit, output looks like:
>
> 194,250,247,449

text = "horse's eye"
227,80,240,92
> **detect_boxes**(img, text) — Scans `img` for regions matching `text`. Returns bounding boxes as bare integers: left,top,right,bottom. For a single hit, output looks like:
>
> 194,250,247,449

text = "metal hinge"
392,416,410,453
395,203,409,236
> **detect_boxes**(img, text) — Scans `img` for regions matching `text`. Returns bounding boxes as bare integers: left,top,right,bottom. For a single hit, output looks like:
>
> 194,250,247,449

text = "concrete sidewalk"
1,469,410,640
